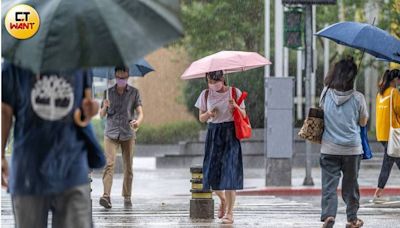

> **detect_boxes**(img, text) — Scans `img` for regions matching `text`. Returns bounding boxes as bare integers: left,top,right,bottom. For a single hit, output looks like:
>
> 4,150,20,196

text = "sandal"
322,217,335,228
221,213,234,224
218,201,226,219
346,218,364,228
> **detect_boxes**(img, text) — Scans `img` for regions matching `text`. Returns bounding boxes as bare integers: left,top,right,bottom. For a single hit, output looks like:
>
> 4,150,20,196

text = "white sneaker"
372,196,390,204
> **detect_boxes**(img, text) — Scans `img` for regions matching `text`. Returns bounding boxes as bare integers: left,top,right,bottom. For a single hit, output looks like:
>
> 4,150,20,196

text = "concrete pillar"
265,77,294,186
265,159,292,186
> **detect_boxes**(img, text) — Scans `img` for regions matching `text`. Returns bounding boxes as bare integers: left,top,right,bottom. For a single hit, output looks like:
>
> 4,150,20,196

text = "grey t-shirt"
103,85,142,141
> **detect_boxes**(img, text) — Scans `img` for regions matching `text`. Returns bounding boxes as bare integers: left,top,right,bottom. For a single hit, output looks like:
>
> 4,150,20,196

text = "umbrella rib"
91,0,126,67
137,0,182,33
38,0,64,73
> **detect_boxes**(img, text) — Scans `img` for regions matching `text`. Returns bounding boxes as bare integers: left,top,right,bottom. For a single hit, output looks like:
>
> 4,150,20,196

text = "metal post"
311,5,316,107
265,0,270,78
264,0,270,183
296,49,303,120
284,47,289,77
303,4,314,186
323,23,330,78
338,0,345,54
275,0,284,77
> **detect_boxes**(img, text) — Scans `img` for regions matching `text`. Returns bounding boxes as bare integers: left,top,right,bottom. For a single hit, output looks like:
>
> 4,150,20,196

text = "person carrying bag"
373,69,400,203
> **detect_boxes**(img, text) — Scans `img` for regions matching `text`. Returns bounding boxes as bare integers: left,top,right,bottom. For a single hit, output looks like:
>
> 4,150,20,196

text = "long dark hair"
378,69,399,95
324,56,357,91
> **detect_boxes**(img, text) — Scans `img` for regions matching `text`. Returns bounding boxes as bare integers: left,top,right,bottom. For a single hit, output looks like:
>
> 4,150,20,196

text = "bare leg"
214,191,226,218
222,190,236,224
225,190,236,215
374,188,384,198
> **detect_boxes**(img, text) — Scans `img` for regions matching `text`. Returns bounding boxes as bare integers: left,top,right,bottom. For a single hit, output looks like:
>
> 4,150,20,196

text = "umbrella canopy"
2,0,183,74
92,59,154,79
181,51,272,80
315,21,400,64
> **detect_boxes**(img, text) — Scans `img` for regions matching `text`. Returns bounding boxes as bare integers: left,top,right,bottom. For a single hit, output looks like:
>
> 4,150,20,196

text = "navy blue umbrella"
92,59,154,79
315,22,400,64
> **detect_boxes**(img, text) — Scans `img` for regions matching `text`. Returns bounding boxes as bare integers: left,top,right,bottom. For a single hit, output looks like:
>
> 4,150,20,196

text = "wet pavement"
2,158,400,227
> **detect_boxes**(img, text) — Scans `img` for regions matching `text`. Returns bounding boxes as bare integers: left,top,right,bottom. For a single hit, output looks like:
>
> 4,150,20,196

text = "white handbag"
387,89,400,157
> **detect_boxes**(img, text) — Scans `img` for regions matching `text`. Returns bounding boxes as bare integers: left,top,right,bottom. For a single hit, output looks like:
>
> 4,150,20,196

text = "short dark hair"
378,69,400,95
115,66,129,73
324,56,357,91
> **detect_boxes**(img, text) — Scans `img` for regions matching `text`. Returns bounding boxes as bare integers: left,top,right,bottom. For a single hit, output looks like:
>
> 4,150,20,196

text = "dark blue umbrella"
2,0,182,74
92,59,154,79
315,22,400,64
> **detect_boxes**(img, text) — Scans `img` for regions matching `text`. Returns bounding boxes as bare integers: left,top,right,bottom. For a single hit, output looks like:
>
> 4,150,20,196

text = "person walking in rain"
194,70,246,224
373,69,400,203
1,61,99,228
319,57,368,228
99,66,144,209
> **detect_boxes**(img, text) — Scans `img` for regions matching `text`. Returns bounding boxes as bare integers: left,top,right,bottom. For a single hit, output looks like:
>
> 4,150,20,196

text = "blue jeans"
12,184,91,228
320,154,362,222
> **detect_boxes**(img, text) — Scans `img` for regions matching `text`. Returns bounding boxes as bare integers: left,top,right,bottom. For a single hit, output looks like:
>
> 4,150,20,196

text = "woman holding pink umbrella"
183,51,271,224
195,70,246,224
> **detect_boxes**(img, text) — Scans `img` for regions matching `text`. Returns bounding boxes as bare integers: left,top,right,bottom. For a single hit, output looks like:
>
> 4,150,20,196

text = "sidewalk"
90,157,400,197
239,164,400,196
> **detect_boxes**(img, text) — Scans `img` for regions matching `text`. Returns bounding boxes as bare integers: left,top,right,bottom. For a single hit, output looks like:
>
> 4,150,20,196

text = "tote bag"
388,89,400,157
231,87,252,140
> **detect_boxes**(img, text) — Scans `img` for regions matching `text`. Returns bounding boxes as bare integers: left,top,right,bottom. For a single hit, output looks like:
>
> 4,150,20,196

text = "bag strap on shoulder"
205,89,209,111
231,86,247,106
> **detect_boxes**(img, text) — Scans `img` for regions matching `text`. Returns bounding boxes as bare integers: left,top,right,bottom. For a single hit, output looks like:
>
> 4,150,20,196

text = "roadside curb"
237,186,400,196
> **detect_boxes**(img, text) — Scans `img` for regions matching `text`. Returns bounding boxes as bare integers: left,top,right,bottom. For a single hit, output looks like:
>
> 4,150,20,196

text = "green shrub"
136,121,203,144
90,119,203,145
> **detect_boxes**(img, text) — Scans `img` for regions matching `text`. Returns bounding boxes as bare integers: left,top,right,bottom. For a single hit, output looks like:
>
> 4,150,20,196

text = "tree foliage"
180,0,397,127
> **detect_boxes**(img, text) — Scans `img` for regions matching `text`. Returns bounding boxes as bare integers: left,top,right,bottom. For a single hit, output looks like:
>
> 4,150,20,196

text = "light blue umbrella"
315,22,400,64
92,59,154,79
92,59,154,99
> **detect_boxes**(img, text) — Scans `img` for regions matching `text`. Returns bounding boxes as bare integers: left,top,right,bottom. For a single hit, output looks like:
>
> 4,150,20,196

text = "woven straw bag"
298,108,324,144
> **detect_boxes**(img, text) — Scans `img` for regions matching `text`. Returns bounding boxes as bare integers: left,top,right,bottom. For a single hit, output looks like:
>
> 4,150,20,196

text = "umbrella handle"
106,82,109,100
74,89,99,127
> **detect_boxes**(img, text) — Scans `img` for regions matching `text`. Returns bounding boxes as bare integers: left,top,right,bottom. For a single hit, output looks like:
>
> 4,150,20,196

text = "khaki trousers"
102,136,134,198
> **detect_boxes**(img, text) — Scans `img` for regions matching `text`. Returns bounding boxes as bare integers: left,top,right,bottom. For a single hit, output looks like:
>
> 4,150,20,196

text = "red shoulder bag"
231,87,252,140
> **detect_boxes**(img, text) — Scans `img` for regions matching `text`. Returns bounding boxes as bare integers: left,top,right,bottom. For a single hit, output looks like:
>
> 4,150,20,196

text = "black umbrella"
2,0,183,73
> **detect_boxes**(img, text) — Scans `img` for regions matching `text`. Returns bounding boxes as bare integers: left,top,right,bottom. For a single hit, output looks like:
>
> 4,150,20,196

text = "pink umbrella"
181,51,272,80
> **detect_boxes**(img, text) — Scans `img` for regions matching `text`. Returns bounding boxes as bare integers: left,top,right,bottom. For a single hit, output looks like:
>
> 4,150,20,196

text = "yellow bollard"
189,166,214,219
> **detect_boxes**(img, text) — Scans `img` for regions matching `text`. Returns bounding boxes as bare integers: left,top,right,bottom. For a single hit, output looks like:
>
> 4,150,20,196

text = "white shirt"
195,87,245,123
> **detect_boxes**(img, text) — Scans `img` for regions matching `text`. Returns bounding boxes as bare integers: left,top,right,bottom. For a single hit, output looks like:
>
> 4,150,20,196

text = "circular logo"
31,76,74,121
4,4,40,40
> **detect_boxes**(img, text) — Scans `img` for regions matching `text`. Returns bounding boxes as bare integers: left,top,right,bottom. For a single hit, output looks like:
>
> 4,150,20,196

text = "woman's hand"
207,108,218,118
229,99,239,112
